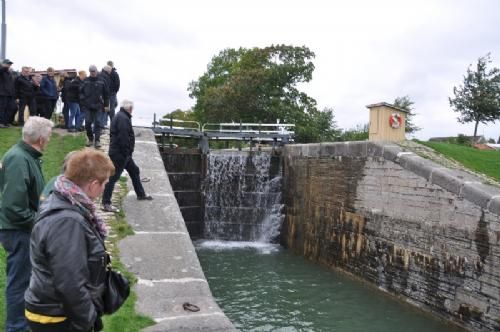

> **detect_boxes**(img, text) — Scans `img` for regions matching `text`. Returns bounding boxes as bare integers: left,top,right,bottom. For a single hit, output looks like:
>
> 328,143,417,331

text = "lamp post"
1,0,5,60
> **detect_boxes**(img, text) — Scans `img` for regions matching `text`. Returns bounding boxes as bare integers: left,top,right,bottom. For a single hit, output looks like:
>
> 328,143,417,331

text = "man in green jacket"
0,116,53,332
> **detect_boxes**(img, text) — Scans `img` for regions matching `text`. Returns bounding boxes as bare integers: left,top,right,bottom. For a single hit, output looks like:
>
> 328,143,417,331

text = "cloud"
5,0,500,140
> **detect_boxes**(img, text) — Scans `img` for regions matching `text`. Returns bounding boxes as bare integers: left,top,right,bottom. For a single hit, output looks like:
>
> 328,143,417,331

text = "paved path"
105,128,237,331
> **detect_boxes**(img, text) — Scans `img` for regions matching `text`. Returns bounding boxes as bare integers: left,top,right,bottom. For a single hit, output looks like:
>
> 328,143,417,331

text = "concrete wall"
282,142,500,331
118,128,236,332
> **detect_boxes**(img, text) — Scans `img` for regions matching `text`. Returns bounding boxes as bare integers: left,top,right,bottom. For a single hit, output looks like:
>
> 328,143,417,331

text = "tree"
449,53,500,137
393,96,421,134
188,45,333,142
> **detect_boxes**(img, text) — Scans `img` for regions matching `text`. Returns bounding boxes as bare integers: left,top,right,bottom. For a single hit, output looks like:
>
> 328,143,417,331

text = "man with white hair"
102,100,152,212
0,116,53,332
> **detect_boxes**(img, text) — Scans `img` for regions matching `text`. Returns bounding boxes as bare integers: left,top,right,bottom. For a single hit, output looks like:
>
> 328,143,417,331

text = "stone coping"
284,141,500,216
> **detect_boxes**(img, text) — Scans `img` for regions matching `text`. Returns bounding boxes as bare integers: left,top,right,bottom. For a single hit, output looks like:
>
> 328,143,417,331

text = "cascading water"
203,151,284,242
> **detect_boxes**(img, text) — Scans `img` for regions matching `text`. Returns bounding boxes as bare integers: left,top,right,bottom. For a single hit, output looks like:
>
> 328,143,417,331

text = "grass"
0,128,154,331
419,141,500,182
102,178,155,331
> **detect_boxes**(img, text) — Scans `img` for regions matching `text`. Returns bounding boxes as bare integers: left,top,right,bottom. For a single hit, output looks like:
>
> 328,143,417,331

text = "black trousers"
102,153,146,205
17,97,37,124
84,109,102,143
43,99,57,120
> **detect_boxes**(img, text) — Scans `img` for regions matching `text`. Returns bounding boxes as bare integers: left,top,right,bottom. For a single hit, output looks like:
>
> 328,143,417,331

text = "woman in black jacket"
25,149,115,331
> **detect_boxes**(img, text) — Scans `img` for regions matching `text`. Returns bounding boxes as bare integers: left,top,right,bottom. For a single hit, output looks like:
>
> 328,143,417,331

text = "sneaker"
86,140,93,147
94,141,102,149
68,128,76,133
137,195,153,201
0,124,7,128
102,204,120,213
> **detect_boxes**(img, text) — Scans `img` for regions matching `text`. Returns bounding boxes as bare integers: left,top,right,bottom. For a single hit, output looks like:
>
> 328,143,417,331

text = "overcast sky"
6,0,500,140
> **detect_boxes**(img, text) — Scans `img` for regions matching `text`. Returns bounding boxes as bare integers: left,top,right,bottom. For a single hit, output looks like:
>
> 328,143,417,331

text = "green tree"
188,45,330,142
393,95,421,134
449,53,500,137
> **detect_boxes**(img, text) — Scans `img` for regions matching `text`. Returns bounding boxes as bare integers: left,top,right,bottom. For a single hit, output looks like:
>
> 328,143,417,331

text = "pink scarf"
54,175,108,238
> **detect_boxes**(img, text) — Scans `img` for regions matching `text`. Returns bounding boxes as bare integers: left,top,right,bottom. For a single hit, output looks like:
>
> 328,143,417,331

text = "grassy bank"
420,141,500,182
0,128,153,331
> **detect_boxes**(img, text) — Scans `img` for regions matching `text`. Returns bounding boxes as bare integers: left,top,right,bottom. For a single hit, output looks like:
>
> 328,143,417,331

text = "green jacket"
0,140,45,232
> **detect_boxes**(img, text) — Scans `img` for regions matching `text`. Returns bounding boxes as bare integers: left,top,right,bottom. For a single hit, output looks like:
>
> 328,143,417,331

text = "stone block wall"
282,142,500,331
160,148,204,238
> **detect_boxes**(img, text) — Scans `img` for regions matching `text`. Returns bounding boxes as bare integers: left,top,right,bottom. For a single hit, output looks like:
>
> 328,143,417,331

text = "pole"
1,0,6,60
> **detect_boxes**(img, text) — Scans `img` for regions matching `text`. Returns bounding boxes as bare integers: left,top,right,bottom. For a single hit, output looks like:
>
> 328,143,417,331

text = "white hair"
120,100,134,111
22,117,54,144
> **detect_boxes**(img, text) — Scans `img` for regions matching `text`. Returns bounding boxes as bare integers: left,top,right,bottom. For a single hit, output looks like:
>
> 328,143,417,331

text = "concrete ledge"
119,128,237,331
284,141,500,216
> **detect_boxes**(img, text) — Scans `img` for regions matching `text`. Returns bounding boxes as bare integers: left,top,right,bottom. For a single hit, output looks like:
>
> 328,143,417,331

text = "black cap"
2,59,13,65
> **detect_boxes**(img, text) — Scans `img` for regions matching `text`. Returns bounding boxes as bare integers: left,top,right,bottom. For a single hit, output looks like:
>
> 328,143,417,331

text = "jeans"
98,110,108,128
68,102,80,129
76,106,86,130
102,153,146,205
85,109,102,143
62,102,70,128
0,230,31,332
17,97,36,124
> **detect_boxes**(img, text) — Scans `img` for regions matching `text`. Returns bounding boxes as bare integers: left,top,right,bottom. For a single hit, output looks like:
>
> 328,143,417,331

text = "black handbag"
102,256,130,315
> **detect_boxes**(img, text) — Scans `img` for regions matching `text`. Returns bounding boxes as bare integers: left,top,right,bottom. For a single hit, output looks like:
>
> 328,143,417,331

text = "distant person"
66,70,86,132
0,59,16,128
80,65,109,149
25,149,114,332
107,60,120,122
15,66,36,126
40,67,58,120
32,74,44,117
59,71,72,128
0,116,54,332
98,65,112,129
102,100,152,213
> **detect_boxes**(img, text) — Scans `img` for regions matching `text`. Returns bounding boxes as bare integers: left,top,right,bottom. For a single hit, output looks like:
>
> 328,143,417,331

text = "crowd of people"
0,58,154,331
0,59,120,149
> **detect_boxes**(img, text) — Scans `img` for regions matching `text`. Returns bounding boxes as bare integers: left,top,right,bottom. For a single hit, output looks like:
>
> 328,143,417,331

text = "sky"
5,0,500,140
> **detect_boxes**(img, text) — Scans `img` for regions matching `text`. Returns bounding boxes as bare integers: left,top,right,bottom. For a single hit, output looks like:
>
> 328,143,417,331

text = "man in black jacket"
79,65,109,148
101,100,152,212
0,59,16,128
98,66,112,129
107,61,120,120
15,66,36,125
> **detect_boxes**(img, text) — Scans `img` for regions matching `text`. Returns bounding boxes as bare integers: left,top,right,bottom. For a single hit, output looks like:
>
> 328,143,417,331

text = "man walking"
80,65,109,149
0,116,54,332
102,100,152,212
0,59,16,128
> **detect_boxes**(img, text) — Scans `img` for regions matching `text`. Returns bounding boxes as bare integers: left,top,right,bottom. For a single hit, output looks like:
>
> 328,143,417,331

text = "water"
196,241,464,332
203,152,283,241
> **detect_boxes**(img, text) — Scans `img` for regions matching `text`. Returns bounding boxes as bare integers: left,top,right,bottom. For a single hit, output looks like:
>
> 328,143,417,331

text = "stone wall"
160,148,204,238
282,142,500,331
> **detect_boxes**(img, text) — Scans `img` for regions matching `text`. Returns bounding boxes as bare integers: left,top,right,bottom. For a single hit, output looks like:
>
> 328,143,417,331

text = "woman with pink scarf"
25,149,115,332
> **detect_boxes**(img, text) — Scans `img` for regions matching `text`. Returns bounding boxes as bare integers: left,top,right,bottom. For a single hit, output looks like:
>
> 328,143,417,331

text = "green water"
196,241,464,332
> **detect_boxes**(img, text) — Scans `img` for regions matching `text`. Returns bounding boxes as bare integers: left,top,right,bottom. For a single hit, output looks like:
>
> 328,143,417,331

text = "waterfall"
203,151,283,242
